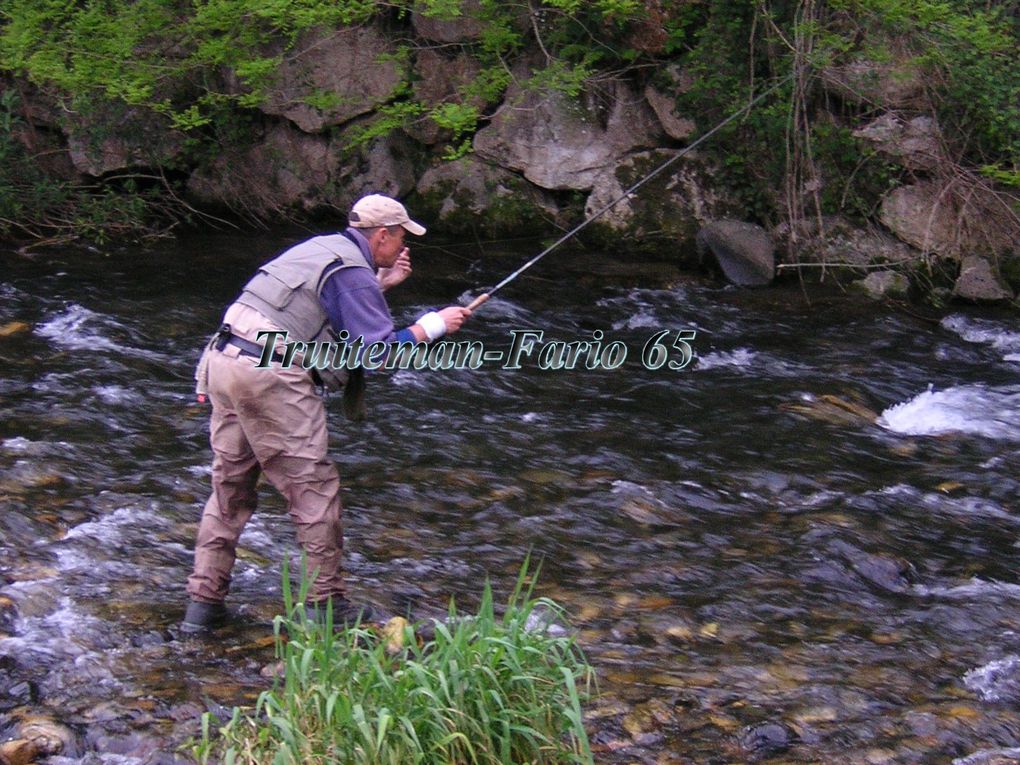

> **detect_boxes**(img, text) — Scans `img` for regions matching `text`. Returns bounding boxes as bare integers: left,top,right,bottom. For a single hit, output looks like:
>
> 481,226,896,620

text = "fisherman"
182,194,471,633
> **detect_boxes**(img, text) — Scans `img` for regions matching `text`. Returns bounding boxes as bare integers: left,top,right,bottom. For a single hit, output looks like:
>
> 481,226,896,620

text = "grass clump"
194,561,595,764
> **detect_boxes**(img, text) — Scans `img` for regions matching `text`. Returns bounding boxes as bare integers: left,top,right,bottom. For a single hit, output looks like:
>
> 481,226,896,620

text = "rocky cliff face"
10,13,1018,303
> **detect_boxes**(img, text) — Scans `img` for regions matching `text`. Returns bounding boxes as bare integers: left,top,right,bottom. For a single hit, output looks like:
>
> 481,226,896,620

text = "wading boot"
181,599,228,634
305,597,375,629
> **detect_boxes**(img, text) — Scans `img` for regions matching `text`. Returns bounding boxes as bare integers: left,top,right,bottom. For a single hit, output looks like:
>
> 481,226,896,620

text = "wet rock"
187,122,336,216
622,698,674,746
130,629,171,648
780,393,878,427
168,702,205,723
415,154,558,235
14,715,78,758
65,105,184,177
830,539,915,594
84,730,175,761
738,721,797,760
0,595,17,634
852,271,911,300
584,150,739,244
332,131,418,202
0,322,31,338
0,739,38,765
862,748,899,764
0,657,37,711
697,220,775,286
904,711,939,738
261,660,286,679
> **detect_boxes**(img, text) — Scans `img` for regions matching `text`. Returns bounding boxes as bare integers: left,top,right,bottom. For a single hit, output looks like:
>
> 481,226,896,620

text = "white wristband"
416,311,446,341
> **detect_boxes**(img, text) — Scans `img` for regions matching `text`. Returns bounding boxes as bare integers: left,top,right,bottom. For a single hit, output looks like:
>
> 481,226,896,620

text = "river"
2,230,1020,764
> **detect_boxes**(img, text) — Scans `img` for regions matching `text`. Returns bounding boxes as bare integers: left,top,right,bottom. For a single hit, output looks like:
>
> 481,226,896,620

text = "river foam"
877,384,1020,441
941,315,1020,362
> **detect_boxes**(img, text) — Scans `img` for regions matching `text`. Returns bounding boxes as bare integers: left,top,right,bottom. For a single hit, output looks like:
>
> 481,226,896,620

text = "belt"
221,332,286,364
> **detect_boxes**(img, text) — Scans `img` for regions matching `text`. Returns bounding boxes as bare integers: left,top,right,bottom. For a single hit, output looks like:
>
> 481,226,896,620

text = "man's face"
369,226,406,268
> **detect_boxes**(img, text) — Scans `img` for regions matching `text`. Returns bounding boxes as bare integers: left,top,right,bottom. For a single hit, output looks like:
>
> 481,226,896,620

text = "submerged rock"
0,322,31,338
0,595,16,635
779,394,878,427
0,739,38,765
738,721,797,760
829,539,916,594
11,715,79,758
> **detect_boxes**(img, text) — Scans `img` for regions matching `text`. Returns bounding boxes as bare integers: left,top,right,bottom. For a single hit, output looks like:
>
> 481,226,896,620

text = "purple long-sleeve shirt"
318,228,415,345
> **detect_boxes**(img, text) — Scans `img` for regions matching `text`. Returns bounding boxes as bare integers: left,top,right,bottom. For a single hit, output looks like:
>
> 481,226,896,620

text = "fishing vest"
235,233,373,394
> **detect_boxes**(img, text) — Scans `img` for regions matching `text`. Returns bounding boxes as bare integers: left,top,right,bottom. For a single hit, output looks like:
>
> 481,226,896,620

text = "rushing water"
2,230,1020,764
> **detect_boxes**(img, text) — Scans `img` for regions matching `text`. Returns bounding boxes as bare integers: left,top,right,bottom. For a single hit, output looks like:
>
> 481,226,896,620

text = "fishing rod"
463,74,794,312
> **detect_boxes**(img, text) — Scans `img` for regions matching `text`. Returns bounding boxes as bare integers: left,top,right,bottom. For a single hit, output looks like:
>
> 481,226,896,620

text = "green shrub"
193,560,594,765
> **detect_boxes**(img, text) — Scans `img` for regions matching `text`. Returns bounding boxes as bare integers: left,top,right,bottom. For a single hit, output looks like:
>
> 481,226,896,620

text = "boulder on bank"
260,26,402,133
411,0,487,43
880,181,1019,261
415,155,559,235
852,270,911,299
406,48,485,146
953,255,1014,303
776,216,920,269
331,130,418,203
65,107,185,177
852,113,942,172
187,122,416,217
820,41,927,110
187,122,337,216
696,220,775,286
583,150,742,250
643,65,697,142
879,182,960,257
473,73,663,191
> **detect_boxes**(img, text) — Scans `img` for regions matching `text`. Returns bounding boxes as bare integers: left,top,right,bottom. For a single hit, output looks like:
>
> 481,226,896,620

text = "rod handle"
465,292,491,311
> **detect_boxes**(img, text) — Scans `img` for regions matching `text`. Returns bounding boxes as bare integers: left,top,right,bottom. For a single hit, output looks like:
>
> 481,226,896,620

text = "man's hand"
412,305,472,342
437,305,471,335
378,248,412,291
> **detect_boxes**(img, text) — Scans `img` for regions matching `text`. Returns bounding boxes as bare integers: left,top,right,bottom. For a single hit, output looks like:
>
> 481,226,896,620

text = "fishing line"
463,74,794,312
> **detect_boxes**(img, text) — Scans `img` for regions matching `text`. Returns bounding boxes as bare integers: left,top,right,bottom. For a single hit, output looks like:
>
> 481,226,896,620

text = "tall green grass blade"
195,557,594,764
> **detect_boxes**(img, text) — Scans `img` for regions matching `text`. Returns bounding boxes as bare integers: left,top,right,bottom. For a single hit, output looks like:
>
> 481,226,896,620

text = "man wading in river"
182,194,471,633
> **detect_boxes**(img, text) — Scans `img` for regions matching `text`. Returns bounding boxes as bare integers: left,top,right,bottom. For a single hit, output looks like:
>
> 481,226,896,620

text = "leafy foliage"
2,0,1019,241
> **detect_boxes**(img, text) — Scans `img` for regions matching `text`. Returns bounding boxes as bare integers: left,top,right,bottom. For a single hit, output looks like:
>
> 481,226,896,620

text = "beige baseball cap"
349,194,426,236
